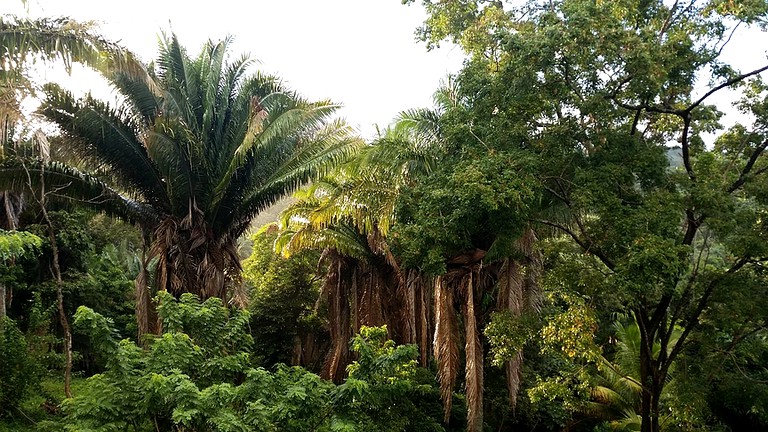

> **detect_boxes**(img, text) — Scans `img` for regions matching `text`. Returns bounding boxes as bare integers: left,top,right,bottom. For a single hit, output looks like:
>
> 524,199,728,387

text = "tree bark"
44,218,72,398
638,309,663,432
0,282,5,321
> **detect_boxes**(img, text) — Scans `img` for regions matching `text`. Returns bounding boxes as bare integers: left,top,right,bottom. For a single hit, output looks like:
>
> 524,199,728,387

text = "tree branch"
537,219,615,270
686,64,768,113
728,139,768,193
664,255,750,377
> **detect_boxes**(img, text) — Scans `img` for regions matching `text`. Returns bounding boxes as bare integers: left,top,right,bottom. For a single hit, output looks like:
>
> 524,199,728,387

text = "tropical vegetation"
2,0,768,431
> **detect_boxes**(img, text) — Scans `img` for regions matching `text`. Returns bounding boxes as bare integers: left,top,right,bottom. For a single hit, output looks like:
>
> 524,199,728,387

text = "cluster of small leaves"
65,295,443,432
484,311,538,367
524,293,602,418
540,293,601,363
0,229,42,261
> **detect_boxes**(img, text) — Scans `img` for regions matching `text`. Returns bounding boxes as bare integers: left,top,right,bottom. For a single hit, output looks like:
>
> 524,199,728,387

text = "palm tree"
583,317,680,431
277,109,440,380
0,34,359,331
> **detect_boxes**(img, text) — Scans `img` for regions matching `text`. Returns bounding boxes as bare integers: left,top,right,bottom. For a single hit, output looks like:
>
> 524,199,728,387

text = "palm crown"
1,33,360,302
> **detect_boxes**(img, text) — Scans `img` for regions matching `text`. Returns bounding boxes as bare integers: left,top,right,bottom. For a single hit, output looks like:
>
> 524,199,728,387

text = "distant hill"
666,146,683,169
250,196,294,230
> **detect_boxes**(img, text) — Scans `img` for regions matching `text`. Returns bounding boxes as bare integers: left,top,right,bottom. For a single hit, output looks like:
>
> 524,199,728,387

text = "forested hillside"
2,1,768,431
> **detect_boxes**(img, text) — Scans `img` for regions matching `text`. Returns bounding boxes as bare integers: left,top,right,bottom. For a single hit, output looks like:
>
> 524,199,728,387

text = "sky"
6,0,465,139
6,1,768,141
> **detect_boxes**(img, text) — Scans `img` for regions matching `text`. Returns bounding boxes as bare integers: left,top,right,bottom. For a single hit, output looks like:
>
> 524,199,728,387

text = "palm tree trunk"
321,255,351,382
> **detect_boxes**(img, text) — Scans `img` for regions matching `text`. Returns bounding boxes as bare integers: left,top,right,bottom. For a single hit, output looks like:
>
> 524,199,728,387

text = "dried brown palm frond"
434,275,459,423
463,269,484,432
520,228,543,313
415,271,433,366
498,258,525,410
494,228,543,411
401,268,418,346
387,268,433,364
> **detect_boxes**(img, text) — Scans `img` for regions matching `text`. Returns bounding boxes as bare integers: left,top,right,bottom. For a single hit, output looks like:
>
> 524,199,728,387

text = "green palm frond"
211,97,339,205
0,16,144,77
273,107,445,258
0,160,155,224
275,193,372,260
107,68,161,124
38,83,169,210
586,316,680,429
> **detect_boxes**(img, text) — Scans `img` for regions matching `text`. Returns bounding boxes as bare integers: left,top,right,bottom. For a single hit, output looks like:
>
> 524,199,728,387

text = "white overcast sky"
6,0,465,139
6,1,768,140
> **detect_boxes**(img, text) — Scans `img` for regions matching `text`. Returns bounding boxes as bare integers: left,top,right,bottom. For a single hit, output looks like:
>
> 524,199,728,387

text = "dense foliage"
64,294,443,432
2,1,768,431
0,318,39,417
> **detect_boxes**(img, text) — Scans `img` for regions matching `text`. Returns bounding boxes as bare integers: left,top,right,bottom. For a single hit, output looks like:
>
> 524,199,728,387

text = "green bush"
64,293,444,431
0,318,39,418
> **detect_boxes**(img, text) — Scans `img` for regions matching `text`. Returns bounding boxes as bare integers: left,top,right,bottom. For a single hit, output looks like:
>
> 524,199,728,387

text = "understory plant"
64,292,443,431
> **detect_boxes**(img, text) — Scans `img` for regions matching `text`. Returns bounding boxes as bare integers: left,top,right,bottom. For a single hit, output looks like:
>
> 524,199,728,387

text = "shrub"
0,318,39,417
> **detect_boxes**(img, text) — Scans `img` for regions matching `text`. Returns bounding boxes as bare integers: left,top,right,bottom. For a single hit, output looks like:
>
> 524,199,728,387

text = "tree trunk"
46,222,72,398
32,162,72,398
0,282,5,321
638,312,663,432
639,371,663,432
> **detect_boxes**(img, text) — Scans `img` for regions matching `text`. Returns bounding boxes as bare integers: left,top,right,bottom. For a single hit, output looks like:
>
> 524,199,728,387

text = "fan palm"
0,34,359,317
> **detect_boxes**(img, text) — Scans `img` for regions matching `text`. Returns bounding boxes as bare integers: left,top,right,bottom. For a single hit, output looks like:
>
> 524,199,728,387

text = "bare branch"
728,139,768,193
687,64,768,113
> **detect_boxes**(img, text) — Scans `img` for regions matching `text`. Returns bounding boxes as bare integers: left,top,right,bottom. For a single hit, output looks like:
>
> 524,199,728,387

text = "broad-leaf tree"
406,0,768,431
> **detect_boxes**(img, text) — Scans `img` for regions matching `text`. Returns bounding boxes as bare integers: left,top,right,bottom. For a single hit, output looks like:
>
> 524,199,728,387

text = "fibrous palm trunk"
321,253,352,381
151,211,242,306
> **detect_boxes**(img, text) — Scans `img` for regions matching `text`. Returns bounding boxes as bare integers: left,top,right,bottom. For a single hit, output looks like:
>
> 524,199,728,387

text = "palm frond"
0,160,156,224
463,270,484,432
38,83,169,210
0,16,145,79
